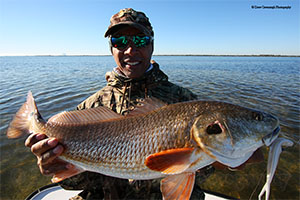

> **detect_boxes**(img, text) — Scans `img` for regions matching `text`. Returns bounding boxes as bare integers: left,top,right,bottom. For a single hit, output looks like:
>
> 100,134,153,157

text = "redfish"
7,91,280,200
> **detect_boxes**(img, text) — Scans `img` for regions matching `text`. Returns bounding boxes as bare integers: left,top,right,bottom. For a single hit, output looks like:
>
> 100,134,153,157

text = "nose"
123,41,137,55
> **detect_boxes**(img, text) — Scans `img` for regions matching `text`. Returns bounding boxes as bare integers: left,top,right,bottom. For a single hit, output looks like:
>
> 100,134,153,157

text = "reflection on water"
0,56,299,200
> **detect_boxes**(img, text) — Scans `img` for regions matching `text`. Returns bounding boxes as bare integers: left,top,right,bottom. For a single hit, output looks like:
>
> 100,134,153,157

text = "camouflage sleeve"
150,81,197,104
76,91,103,110
176,84,198,101
76,86,115,110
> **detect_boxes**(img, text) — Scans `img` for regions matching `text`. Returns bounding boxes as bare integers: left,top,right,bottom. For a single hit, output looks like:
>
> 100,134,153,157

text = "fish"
7,91,280,200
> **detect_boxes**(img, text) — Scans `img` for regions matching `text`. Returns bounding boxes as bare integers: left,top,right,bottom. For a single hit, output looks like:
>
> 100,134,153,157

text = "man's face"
111,26,153,79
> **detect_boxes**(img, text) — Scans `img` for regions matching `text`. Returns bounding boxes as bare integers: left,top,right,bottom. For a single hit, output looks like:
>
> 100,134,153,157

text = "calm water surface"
0,56,299,199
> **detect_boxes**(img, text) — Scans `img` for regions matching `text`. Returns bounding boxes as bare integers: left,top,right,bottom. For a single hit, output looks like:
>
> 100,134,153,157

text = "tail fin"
7,91,41,138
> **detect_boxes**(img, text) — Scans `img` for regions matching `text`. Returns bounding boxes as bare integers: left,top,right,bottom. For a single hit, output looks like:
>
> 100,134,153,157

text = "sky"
0,0,299,56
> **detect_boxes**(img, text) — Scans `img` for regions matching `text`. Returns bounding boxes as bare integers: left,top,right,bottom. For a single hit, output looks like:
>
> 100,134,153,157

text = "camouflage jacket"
60,61,214,200
76,61,196,113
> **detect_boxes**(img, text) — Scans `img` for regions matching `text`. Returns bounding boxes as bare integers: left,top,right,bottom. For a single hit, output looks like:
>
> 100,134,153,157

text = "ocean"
0,56,299,199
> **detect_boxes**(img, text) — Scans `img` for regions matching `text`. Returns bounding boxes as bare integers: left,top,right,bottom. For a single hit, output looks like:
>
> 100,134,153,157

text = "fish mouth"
262,126,280,146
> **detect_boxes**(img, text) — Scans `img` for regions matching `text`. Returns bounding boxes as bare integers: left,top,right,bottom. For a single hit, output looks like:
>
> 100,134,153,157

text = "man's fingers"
24,133,70,177
39,158,71,176
25,133,47,147
31,138,59,156
37,144,64,166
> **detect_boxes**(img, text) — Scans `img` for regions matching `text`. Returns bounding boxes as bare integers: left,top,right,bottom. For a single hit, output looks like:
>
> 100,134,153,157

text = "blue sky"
0,0,299,56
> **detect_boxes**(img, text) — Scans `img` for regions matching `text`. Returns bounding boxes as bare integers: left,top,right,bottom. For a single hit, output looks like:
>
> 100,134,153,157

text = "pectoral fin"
161,172,195,200
145,148,195,174
51,165,84,183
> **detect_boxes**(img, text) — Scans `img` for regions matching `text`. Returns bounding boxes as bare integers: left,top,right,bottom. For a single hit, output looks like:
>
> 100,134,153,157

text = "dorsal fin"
48,106,123,125
126,97,167,116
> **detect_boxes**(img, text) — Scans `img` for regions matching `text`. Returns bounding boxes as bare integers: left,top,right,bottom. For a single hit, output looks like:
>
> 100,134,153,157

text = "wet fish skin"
191,103,279,167
7,91,280,200
7,92,214,179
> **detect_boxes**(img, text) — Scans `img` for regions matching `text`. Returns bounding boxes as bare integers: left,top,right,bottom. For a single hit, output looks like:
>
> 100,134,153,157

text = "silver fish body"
7,91,280,200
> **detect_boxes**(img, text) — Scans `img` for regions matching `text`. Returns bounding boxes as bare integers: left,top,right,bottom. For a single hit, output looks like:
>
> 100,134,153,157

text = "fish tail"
7,91,43,138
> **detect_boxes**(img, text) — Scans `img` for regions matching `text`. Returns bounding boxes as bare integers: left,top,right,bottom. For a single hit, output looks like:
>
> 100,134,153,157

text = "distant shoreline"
1,54,299,57
155,54,300,57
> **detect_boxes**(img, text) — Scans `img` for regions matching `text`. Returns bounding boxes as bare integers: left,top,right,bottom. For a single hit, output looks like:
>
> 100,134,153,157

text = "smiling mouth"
125,61,140,66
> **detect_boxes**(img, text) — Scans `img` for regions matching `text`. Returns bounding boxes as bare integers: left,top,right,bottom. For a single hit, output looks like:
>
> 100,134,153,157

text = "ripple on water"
0,56,299,200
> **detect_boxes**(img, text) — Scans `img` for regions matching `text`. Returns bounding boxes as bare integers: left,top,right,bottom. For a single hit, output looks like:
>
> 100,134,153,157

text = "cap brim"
104,22,151,37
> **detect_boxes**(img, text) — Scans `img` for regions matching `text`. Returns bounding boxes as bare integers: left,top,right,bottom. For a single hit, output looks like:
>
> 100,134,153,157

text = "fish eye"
252,112,264,121
206,123,222,135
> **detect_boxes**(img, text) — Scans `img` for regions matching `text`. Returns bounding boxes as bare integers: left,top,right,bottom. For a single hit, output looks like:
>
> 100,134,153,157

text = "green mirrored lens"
111,36,128,49
111,36,152,49
133,36,151,47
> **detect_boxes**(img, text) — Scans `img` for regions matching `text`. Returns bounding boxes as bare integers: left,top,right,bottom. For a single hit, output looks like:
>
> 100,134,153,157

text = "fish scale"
7,91,281,200
45,103,198,178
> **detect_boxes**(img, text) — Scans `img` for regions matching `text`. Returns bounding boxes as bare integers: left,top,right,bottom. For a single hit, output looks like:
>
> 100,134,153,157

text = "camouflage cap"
104,8,154,37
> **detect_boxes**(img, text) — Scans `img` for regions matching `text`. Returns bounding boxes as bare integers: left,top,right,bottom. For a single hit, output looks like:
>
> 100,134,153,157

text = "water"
0,56,299,199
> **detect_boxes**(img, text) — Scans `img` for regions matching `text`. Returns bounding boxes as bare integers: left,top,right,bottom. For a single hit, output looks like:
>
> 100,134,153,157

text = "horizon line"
1,54,299,57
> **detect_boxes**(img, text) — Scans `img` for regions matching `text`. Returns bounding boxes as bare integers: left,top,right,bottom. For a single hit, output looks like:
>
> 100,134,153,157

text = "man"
25,8,210,199
25,8,261,199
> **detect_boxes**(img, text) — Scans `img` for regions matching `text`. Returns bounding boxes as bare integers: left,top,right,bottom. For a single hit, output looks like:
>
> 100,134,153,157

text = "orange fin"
51,165,84,183
48,106,122,125
145,148,195,174
126,97,167,116
161,172,195,200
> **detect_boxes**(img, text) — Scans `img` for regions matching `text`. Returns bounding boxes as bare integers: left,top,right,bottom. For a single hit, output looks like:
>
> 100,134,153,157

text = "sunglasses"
110,35,153,50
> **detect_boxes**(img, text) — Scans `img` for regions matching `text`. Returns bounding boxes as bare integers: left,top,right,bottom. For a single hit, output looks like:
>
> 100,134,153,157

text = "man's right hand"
25,133,72,176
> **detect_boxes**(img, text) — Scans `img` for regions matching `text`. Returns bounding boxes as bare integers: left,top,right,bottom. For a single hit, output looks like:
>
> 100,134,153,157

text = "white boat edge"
26,183,237,200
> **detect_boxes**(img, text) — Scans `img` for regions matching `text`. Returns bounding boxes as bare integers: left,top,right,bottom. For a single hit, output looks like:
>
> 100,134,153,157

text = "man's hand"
25,133,71,176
